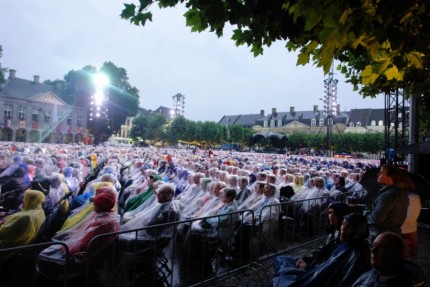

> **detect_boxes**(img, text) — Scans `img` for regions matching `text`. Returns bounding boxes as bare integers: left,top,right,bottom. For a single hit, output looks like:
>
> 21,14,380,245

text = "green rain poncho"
124,175,162,212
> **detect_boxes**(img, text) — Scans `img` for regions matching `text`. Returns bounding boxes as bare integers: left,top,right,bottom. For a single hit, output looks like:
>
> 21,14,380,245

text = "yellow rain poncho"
0,190,46,261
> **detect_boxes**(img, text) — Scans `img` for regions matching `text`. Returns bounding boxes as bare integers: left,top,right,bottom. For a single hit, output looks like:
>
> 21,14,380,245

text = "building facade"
0,69,88,143
219,106,386,135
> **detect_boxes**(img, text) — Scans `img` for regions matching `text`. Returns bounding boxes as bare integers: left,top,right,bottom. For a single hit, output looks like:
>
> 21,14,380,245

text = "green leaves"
120,0,430,98
184,9,204,32
121,3,153,26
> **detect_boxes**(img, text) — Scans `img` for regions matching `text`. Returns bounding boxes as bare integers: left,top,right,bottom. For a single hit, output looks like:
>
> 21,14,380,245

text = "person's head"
23,189,45,210
156,183,175,203
100,173,116,184
263,183,276,197
267,174,277,184
193,173,204,185
228,175,238,187
306,178,315,188
222,188,237,204
335,176,345,187
93,188,116,213
257,172,267,182
256,181,265,194
314,176,325,189
327,202,350,228
239,176,249,189
377,164,400,186
340,213,368,242
200,178,212,192
213,182,227,197
371,232,405,276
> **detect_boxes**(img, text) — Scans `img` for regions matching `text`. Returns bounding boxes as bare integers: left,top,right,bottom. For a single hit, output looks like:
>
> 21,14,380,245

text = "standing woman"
398,170,421,259
367,164,409,244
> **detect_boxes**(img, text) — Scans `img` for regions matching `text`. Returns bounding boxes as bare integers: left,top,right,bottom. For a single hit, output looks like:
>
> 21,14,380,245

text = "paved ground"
210,226,430,287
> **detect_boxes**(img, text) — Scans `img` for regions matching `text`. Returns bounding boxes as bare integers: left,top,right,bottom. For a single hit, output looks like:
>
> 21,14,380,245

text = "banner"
6,119,11,128
77,126,83,134
32,121,38,129
19,120,26,129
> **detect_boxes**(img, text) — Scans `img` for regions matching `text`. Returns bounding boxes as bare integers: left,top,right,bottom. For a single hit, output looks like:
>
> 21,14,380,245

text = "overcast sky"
0,0,385,122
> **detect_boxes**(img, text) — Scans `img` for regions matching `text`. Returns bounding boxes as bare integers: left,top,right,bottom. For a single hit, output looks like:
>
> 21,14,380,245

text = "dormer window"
371,120,376,126
349,122,354,127
356,122,362,127
378,120,383,126
277,119,282,127
270,120,275,128
264,120,268,128
311,119,316,127
319,119,324,126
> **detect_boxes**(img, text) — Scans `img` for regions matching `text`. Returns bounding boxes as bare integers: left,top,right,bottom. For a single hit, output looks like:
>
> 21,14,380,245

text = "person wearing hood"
0,166,30,217
123,174,162,213
0,190,46,261
276,202,351,272
38,186,119,260
271,213,371,287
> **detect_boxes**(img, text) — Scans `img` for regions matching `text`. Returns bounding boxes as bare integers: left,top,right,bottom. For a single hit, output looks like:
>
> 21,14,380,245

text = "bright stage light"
93,73,110,90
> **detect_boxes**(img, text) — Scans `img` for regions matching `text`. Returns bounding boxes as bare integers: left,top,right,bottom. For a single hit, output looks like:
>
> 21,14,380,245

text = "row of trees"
130,114,254,147
130,113,384,153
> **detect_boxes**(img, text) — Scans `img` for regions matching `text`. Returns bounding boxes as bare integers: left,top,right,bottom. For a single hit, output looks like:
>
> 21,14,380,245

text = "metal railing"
0,192,371,286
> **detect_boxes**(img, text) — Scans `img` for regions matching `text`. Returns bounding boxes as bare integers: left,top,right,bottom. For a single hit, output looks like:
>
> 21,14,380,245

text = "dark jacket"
352,260,427,287
272,240,371,287
367,185,409,243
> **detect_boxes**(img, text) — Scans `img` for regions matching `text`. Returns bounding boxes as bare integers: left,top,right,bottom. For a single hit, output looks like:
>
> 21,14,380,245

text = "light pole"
321,65,338,156
172,93,185,119
89,73,110,144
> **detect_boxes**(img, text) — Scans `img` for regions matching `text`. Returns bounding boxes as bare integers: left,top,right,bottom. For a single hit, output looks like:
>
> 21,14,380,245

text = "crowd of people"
0,142,427,286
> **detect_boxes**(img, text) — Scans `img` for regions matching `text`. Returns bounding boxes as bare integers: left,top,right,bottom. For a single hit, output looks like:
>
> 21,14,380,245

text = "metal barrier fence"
0,192,371,287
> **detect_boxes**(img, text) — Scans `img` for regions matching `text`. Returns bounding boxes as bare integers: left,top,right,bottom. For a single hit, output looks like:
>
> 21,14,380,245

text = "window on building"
371,120,376,126
67,114,73,125
319,119,324,126
32,109,39,121
77,115,83,127
378,120,383,126
264,120,268,128
356,122,362,127
270,120,275,128
349,122,354,127
311,119,316,127
4,105,12,119
277,119,282,127
45,111,51,122
18,107,25,120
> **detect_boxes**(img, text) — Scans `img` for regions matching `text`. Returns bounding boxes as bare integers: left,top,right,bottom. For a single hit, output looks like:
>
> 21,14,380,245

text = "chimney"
290,106,295,113
260,109,265,117
313,105,318,113
9,69,16,79
272,108,277,116
33,75,40,84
